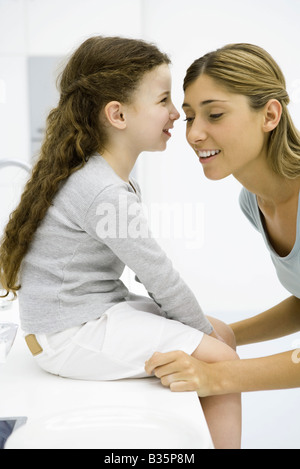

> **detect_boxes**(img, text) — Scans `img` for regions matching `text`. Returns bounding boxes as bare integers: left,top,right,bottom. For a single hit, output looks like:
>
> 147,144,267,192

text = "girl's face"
183,74,269,181
126,64,180,153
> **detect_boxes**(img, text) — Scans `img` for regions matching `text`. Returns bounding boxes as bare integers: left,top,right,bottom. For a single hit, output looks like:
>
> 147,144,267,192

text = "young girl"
146,44,300,401
0,36,241,449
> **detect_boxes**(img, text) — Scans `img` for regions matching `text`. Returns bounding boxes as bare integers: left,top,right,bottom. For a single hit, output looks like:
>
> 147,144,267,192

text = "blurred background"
0,0,299,448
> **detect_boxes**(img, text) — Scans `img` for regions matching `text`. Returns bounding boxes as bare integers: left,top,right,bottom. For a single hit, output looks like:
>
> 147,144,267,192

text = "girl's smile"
126,64,180,154
163,128,173,138
101,64,180,181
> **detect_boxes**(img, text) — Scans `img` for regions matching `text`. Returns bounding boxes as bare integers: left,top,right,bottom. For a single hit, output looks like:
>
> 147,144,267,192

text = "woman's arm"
209,350,300,395
145,348,300,396
230,296,300,346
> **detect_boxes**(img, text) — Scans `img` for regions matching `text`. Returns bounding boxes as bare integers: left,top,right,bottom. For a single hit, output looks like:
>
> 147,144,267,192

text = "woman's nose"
186,120,207,145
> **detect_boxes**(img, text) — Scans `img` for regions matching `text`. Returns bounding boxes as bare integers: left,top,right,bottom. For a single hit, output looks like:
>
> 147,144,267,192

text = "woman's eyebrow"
182,99,228,109
159,91,170,97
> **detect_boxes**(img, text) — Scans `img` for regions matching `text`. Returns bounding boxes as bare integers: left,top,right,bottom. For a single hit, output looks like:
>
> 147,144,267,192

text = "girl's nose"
170,103,180,121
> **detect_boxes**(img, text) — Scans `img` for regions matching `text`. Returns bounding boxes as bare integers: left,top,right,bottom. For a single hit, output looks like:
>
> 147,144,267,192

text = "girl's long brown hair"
0,36,170,298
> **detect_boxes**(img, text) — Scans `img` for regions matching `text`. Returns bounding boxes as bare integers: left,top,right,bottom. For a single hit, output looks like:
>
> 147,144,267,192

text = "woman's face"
183,74,269,181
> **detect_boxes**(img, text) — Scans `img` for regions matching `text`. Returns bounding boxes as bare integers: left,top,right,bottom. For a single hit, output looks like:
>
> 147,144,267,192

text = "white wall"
0,0,299,449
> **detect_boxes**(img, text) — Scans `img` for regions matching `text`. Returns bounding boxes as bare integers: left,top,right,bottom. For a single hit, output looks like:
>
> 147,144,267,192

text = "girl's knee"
221,342,240,362
193,333,239,364
207,316,237,350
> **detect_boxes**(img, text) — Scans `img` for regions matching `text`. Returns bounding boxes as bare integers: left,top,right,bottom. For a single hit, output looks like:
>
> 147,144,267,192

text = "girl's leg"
207,315,237,350
192,334,242,449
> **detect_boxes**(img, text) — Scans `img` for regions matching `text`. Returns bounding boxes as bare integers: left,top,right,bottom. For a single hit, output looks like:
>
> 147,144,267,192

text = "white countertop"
0,301,213,449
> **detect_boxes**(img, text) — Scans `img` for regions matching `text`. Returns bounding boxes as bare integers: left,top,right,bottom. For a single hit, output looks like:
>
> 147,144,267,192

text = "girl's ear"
262,99,282,133
104,101,126,129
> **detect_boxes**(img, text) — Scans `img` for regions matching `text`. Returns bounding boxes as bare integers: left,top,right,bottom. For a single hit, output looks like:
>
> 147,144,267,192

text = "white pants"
30,297,204,381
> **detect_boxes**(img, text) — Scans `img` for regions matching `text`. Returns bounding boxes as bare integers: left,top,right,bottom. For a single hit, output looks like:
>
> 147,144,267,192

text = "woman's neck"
234,157,300,207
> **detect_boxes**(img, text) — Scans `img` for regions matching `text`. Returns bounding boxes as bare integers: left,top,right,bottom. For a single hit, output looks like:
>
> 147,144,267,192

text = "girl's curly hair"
0,36,170,297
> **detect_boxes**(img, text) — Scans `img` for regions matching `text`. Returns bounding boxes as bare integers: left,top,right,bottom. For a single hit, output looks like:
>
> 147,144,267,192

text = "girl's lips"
163,129,171,137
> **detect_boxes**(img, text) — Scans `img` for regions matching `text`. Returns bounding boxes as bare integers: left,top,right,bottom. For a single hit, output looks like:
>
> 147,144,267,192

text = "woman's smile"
196,149,221,164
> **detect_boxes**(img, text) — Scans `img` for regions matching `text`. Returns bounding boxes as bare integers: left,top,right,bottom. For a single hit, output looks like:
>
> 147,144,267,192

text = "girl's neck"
100,146,139,183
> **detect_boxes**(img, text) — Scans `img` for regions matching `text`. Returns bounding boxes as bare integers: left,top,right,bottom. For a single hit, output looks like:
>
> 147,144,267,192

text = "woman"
145,43,300,396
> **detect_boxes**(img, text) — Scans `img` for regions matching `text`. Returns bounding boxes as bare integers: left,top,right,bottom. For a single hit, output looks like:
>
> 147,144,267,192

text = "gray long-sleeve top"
19,154,212,335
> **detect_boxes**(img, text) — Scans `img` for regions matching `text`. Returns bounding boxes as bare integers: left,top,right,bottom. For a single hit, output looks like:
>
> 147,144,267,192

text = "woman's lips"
197,149,221,163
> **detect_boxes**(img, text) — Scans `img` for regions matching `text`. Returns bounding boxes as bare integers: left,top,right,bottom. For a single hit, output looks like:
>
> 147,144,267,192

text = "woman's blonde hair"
0,36,170,298
184,43,300,179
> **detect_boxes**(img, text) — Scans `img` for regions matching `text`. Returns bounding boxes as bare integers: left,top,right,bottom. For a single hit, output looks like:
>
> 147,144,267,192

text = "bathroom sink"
0,323,18,363
6,405,212,449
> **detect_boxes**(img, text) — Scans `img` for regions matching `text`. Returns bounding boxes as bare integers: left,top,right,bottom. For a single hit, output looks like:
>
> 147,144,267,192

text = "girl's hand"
145,350,214,397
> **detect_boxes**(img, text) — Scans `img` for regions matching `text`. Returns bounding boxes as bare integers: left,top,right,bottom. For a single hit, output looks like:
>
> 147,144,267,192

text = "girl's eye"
160,97,168,103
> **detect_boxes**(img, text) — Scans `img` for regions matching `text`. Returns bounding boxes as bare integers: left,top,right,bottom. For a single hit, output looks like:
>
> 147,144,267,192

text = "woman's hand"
145,350,214,397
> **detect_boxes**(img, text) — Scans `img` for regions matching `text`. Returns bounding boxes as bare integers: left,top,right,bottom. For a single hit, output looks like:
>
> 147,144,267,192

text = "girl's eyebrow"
182,99,228,109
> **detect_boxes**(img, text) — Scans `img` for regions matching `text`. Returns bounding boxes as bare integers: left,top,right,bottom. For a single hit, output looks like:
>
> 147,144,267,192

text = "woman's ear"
104,101,126,129
263,99,282,133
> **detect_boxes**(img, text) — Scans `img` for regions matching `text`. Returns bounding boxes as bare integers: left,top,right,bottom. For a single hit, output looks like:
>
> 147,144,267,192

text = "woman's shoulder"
239,187,260,231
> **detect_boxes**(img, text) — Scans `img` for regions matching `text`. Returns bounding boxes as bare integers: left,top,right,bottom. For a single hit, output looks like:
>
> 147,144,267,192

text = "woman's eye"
183,117,194,123
209,113,223,120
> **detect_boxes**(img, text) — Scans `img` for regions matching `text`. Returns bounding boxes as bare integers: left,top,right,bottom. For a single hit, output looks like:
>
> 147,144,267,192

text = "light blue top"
239,188,300,299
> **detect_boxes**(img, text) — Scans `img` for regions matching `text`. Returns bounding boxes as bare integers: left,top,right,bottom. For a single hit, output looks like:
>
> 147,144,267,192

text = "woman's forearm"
230,296,300,346
145,347,300,397
210,350,300,395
